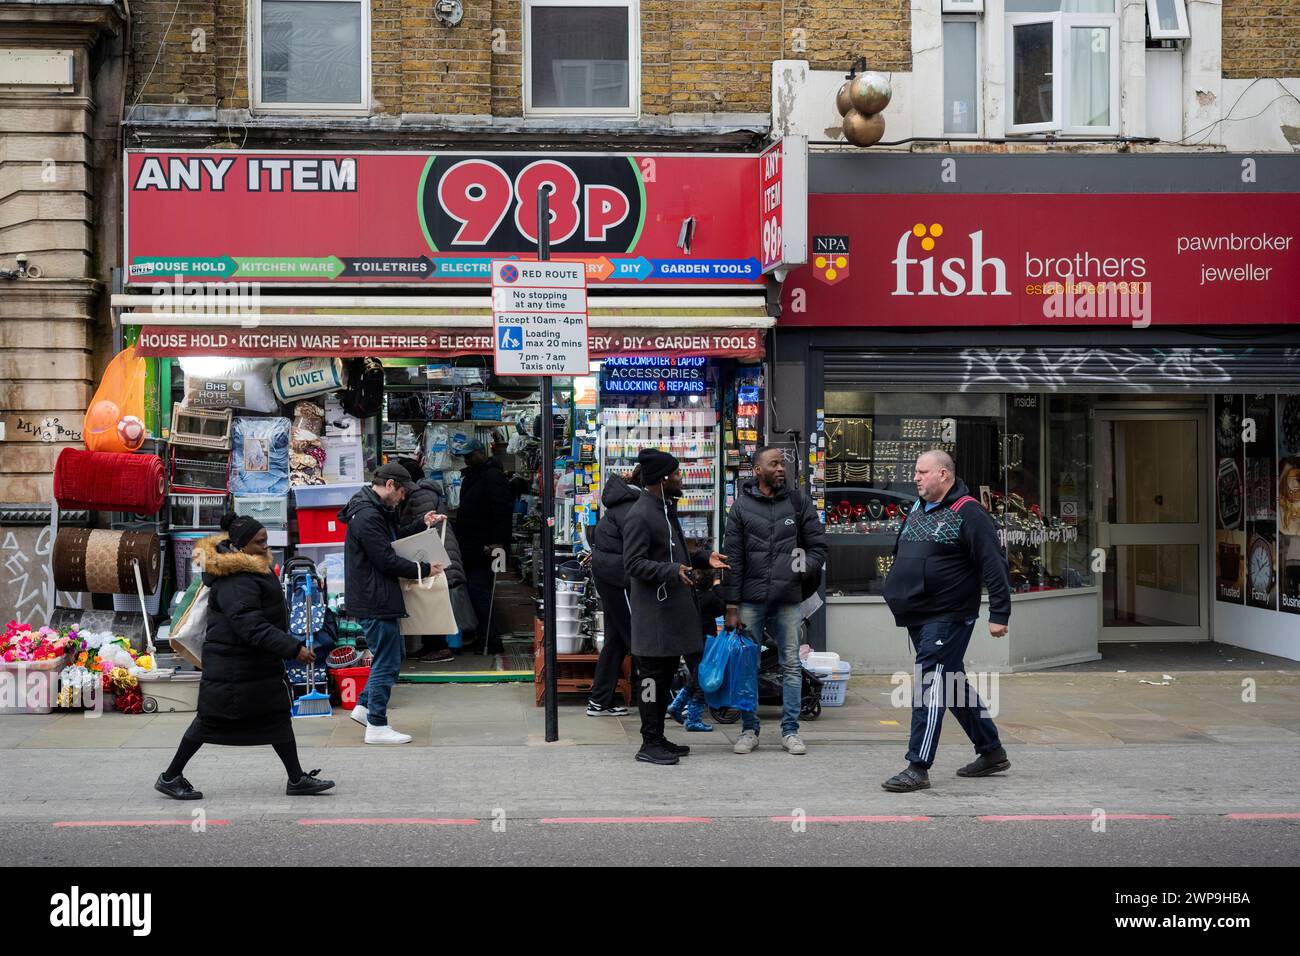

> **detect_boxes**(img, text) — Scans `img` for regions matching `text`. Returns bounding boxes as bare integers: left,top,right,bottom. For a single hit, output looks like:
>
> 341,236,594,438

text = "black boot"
957,747,1011,777
881,764,931,793
286,769,336,796
635,740,680,765
155,773,203,800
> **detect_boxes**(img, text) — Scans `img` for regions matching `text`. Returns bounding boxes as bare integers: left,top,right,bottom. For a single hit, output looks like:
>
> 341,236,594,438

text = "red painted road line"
296,818,478,826
54,820,231,828
1224,813,1300,820
980,814,1172,822
769,815,932,823
539,817,712,824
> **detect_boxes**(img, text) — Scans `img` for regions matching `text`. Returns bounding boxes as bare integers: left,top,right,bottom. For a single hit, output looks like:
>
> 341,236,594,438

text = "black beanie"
637,448,679,486
221,512,265,549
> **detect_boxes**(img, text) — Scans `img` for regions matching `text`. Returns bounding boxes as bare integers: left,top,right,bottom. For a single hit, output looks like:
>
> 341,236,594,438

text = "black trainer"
658,737,690,757
881,765,931,793
286,769,336,796
155,773,202,800
634,742,680,765
586,701,629,717
957,748,1011,777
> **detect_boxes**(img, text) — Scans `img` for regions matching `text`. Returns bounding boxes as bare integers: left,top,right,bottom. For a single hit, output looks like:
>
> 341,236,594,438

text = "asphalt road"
4,815,1298,867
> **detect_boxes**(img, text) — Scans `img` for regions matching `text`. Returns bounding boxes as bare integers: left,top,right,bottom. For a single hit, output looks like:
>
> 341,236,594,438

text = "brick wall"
782,0,910,72
1222,0,1300,79
127,0,914,116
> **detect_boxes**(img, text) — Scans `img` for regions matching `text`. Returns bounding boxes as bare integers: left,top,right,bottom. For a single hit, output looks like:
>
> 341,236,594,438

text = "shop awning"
112,294,773,360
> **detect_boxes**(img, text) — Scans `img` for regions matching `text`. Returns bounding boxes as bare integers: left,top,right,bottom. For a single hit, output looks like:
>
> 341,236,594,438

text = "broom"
291,574,331,718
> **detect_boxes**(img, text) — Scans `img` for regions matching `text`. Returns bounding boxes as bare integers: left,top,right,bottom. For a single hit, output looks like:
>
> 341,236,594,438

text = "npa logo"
812,235,849,285
892,222,1010,296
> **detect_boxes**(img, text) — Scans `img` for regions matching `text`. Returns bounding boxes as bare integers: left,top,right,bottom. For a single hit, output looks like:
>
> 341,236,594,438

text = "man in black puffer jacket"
721,446,826,756
337,462,441,745
586,467,640,717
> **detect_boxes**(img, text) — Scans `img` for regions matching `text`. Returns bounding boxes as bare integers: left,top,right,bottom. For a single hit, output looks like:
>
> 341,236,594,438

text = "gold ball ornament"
842,109,886,147
849,72,893,117
836,81,853,117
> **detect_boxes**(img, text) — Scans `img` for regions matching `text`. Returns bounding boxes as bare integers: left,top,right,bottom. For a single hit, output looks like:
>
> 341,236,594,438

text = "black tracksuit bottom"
632,655,678,746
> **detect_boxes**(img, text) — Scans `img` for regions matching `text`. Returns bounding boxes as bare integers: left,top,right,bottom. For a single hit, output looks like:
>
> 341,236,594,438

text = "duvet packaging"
230,417,290,496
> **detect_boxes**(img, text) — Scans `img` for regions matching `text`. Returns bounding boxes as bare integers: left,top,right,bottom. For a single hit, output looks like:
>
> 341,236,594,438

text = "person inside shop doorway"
586,464,641,717
881,450,1012,793
155,514,335,800
455,439,513,656
623,448,729,765
397,456,468,664
339,463,444,745
723,446,826,756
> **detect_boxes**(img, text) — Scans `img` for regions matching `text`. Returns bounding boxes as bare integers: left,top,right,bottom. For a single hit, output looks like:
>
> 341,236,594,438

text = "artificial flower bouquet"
3,621,155,712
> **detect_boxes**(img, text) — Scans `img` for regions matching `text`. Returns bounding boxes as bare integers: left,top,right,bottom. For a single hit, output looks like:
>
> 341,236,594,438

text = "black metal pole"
539,185,559,743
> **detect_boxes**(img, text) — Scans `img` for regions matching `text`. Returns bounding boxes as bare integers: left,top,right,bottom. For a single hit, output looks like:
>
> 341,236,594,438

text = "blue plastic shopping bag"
698,628,731,692
704,629,760,712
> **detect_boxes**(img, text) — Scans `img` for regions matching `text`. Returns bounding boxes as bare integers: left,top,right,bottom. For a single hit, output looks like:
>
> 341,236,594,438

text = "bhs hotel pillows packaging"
231,417,290,496
180,357,279,413
272,358,345,404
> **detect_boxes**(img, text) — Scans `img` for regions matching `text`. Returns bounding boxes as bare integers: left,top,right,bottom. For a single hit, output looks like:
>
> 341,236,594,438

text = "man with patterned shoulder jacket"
881,450,1012,793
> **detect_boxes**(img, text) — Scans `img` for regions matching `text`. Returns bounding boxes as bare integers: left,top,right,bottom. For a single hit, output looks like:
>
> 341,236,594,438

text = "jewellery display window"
818,390,1095,597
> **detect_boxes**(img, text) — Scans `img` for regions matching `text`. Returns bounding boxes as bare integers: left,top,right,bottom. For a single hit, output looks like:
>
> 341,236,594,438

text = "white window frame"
942,0,984,12
1146,0,1190,41
1062,16,1121,135
942,14,983,137
249,0,371,114
1004,7,1121,137
1005,13,1062,135
523,0,640,118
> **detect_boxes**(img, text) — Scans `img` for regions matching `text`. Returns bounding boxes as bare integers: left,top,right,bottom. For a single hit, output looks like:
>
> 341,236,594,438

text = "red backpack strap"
950,495,979,512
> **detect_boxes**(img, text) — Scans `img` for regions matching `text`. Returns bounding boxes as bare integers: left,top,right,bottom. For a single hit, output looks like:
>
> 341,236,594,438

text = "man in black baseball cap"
337,461,443,744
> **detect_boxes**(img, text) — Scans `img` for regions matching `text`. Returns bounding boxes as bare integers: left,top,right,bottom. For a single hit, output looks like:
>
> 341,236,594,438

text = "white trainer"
733,730,760,754
349,705,368,727
364,724,412,745
782,734,808,755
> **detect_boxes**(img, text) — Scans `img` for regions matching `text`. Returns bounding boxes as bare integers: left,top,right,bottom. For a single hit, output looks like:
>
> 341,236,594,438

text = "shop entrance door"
1095,413,1209,641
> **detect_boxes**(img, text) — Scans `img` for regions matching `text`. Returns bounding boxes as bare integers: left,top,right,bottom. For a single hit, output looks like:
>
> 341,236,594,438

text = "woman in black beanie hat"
155,513,336,800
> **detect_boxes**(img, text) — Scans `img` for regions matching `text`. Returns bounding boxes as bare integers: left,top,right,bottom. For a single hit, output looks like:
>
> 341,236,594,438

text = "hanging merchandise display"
83,346,148,453
53,448,166,514
230,416,291,496
52,528,162,596
272,357,346,403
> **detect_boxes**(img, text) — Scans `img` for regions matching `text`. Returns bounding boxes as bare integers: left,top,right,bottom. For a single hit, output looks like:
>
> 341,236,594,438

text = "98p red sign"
759,136,808,275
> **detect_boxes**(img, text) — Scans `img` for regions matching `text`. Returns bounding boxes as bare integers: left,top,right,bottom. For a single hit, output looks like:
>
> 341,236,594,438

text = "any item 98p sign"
125,150,767,286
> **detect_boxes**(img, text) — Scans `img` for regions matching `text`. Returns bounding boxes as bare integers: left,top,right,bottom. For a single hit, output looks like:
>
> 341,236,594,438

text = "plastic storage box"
292,482,364,510
170,493,228,529
234,495,289,546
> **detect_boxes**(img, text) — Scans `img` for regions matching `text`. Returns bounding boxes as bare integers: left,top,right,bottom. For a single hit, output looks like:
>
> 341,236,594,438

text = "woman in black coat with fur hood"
155,514,335,800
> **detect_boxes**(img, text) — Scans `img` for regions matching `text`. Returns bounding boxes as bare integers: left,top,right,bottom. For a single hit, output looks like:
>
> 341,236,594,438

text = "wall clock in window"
1248,534,1275,602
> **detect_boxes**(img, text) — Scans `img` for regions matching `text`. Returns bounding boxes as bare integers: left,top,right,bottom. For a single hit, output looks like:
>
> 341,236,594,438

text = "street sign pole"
538,185,558,743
